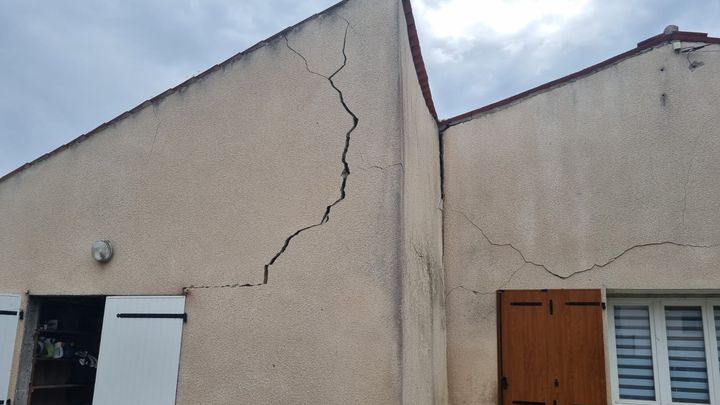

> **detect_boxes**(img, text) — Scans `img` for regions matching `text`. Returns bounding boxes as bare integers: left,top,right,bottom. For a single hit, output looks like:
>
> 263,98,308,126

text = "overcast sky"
1,0,719,176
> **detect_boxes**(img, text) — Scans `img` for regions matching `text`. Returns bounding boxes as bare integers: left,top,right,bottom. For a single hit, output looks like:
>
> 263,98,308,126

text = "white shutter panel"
0,295,21,405
93,296,185,405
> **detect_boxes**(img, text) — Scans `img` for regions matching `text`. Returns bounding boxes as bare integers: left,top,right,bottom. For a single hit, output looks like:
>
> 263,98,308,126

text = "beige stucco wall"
398,2,447,404
443,41,720,404
0,0,441,403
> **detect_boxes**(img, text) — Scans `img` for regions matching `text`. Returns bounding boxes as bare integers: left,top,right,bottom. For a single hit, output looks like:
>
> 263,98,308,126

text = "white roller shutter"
0,295,21,405
93,296,186,405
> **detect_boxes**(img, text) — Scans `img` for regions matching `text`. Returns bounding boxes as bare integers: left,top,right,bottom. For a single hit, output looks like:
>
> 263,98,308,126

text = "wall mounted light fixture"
91,240,113,263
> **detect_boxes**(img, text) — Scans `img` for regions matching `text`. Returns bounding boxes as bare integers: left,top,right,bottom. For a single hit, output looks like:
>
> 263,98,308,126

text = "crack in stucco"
677,118,720,232
362,163,403,172
148,105,162,157
438,128,445,199
445,262,525,299
184,17,357,292
680,156,697,228
357,151,403,172
677,133,704,230
446,285,490,298
453,209,720,282
263,18,357,283
677,131,720,230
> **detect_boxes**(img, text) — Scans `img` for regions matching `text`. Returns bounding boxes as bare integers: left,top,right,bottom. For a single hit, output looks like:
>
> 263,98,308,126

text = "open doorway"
14,295,186,405
24,296,105,405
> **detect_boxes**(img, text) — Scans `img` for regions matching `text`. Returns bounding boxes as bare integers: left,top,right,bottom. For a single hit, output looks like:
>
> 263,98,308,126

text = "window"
609,298,720,405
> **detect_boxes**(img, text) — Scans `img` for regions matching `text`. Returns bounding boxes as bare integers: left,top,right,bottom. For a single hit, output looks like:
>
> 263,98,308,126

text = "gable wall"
442,41,720,404
0,0,412,403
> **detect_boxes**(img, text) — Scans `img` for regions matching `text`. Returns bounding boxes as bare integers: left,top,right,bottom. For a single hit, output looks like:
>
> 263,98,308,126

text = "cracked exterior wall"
0,0,413,403
398,2,447,404
443,42,720,404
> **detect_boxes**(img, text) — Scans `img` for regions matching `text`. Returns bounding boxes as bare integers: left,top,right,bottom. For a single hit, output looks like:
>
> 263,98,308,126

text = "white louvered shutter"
93,296,186,405
0,295,21,405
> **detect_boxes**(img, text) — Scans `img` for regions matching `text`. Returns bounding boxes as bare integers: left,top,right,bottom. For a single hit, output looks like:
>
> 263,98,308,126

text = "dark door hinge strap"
116,313,187,323
565,301,607,310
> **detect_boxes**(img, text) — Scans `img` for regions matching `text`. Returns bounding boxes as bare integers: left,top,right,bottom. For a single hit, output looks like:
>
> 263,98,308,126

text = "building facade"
1,0,719,404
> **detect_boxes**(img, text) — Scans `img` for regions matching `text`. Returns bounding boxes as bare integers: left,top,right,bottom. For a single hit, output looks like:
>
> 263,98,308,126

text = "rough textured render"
0,0,446,403
6,0,720,404
443,41,720,404
398,1,447,403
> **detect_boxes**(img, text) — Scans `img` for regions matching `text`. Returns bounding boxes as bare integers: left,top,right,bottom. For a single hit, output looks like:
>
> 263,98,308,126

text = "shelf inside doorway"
36,329,95,335
34,358,79,362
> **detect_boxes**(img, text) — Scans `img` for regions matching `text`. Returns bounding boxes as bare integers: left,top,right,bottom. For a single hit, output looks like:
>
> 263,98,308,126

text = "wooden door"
499,290,608,405
499,290,551,405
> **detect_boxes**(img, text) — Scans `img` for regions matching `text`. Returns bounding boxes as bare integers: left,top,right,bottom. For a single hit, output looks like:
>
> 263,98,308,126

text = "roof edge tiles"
402,0,438,120
440,30,720,128
1,0,437,184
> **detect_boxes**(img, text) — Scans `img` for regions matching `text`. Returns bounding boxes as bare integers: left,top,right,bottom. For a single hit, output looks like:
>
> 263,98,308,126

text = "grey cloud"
419,0,720,118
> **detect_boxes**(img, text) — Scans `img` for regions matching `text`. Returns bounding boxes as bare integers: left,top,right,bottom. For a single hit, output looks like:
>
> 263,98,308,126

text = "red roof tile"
403,0,438,121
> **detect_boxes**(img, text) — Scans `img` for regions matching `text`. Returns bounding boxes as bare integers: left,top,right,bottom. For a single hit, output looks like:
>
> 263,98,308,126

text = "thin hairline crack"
184,17,356,292
452,209,720,284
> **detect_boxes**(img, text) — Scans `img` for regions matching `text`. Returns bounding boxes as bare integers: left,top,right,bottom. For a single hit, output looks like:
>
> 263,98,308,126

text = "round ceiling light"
91,240,113,263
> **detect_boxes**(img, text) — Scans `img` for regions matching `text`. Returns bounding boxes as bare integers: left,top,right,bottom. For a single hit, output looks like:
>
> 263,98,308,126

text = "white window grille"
609,298,720,405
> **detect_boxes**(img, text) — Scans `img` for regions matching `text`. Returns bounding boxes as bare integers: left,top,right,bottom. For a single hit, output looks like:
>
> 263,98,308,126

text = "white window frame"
608,297,720,405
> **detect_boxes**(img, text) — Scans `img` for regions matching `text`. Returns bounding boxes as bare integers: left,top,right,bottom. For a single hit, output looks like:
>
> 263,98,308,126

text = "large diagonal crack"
453,209,720,282
184,18,356,292
262,19,357,283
